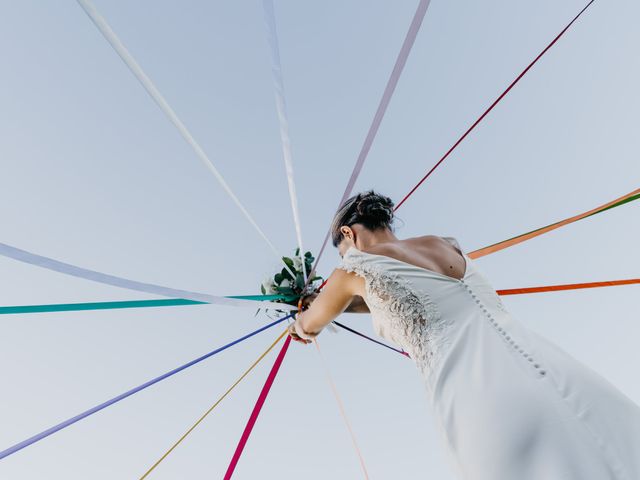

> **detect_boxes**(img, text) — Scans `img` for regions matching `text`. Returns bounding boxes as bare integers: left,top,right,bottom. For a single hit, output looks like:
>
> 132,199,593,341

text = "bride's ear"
342,224,363,248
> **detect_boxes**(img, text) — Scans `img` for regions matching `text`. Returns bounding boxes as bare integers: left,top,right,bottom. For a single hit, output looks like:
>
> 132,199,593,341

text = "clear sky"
0,1,638,478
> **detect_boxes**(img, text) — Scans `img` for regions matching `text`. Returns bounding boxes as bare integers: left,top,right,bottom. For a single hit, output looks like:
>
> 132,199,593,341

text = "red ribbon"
394,0,596,210
224,335,292,479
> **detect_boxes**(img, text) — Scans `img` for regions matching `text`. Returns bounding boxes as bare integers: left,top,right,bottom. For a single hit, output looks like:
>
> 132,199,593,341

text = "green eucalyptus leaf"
281,267,294,281
295,272,304,290
274,273,283,284
260,284,266,295
277,286,295,295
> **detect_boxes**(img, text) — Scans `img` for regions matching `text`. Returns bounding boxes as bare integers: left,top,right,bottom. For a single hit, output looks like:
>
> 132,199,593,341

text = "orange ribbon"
497,278,640,296
469,187,640,259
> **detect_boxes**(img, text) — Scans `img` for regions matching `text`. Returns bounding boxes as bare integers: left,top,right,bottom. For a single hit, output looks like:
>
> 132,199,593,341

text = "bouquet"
259,248,324,316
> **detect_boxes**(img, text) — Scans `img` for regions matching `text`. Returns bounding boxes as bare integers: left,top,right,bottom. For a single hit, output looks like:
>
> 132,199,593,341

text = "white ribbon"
0,241,296,311
76,0,296,280
263,0,308,282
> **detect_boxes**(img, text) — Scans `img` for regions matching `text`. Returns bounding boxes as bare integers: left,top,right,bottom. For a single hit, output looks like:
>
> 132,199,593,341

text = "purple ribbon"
309,0,433,280
0,314,293,460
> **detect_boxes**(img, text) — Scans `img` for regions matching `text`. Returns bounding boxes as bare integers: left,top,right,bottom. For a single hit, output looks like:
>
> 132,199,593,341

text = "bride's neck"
359,230,399,249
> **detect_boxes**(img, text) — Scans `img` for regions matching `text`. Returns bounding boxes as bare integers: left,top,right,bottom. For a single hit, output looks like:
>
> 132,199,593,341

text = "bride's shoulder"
333,252,368,297
411,234,462,251
362,236,445,256
414,234,447,244
387,236,464,260
401,235,455,250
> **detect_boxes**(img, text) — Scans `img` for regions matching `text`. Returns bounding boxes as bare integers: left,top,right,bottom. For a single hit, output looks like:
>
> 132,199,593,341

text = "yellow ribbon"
139,327,289,479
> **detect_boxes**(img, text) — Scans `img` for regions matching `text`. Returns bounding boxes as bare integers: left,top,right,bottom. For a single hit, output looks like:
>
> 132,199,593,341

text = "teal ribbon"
0,294,299,315
226,294,299,302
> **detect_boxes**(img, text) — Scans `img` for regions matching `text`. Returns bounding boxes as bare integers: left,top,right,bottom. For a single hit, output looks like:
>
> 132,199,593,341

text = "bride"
287,190,640,479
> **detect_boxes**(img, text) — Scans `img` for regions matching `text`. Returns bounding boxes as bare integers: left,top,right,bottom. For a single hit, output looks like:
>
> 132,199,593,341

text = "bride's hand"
288,321,311,344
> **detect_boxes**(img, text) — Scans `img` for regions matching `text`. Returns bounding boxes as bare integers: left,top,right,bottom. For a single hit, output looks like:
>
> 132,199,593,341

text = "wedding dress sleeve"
441,236,462,253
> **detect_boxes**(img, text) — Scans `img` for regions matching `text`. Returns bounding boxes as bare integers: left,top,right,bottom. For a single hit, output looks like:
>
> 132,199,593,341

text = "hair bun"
355,191,394,224
330,189,396,247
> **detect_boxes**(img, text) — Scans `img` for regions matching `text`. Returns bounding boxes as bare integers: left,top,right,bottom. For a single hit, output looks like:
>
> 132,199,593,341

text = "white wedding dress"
337,239,640,480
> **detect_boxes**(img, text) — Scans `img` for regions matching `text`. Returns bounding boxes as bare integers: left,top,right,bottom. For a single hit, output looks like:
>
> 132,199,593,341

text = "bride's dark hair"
331,189,395,247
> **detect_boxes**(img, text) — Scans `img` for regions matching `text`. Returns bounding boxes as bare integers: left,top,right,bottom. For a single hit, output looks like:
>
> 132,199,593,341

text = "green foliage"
282,257,294,269
276,286,295,296
281,267,294,281
260,248,325,308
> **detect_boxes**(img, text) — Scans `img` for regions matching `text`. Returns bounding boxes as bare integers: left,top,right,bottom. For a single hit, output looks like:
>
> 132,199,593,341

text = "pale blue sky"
0,1,638,478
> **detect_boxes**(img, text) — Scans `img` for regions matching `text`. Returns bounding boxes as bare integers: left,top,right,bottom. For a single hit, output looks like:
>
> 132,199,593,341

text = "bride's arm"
293,268,360,339
302,293,368,313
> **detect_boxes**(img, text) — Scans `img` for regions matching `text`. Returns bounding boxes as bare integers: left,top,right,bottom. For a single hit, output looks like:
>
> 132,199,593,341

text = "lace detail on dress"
338,248,454,378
